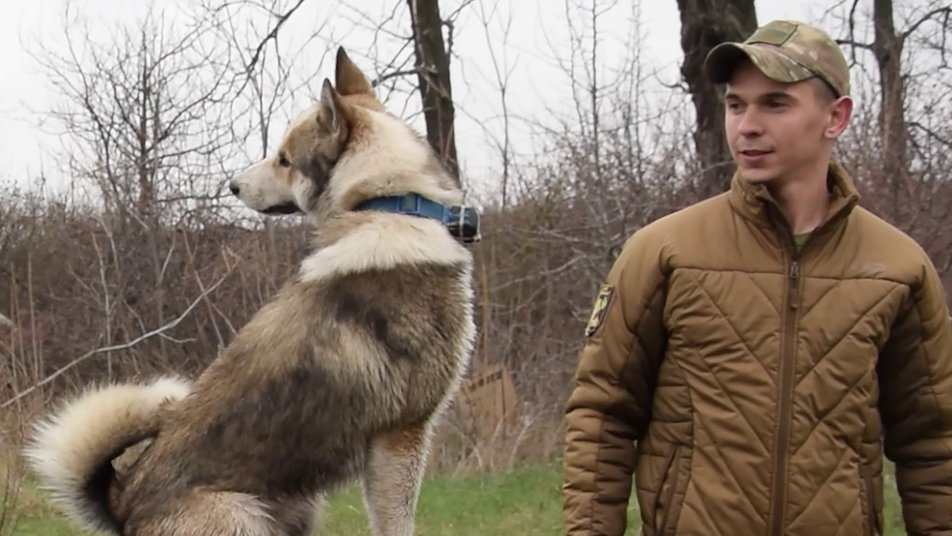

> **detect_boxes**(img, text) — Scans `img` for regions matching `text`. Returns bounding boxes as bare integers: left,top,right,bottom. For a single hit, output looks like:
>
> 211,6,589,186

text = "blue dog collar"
355,194,480,243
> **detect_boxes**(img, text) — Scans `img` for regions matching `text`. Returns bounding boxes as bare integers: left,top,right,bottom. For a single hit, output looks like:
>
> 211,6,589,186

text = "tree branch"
372,68,420,87
835,38,874,50
1,274,229,410
910,120,952,149
901,6,951,42
242,0,307,78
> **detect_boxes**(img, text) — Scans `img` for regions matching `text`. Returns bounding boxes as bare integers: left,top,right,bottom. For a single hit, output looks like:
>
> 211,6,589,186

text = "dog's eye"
278,154,291,167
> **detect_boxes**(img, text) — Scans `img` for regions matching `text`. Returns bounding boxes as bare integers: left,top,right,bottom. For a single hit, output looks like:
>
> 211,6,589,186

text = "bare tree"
35,5,248,356
872,0,906,204
473,0,517,209
38,6,244,223
676,0,758,197
469,0,689,441
408,0,461,180
838,0,951,221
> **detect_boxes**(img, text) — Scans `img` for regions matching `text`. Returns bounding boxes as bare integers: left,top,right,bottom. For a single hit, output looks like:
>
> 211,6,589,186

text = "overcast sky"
0,0,836,197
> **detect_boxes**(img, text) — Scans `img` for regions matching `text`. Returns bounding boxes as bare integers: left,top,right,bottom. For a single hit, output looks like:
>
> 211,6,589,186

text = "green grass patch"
881,462,904,536
317,459,639,535
2,479,83,536
4,459,907,535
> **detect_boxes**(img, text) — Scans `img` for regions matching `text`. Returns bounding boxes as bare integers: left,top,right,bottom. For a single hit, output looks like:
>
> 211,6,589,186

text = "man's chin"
738,168,776,185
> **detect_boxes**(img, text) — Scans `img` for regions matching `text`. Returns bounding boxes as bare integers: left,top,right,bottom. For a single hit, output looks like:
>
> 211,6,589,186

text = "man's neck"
766,165,831,235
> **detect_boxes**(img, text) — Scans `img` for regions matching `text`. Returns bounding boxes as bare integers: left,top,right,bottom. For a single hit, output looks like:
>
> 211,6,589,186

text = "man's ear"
319,78,348,144
825,95,853,140
335,47,373,96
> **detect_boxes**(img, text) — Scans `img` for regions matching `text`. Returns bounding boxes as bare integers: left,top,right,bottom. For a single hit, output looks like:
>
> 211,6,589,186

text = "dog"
24,47,476,536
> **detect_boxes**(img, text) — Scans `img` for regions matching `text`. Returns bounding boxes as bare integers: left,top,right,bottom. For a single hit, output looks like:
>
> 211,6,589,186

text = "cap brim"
704,43,815,86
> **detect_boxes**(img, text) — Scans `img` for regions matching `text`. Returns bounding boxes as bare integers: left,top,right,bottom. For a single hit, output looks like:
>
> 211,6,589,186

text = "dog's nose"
229,181,240,196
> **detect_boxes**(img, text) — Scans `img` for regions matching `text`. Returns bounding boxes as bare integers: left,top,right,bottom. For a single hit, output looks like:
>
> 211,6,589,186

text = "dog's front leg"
361,422,433,536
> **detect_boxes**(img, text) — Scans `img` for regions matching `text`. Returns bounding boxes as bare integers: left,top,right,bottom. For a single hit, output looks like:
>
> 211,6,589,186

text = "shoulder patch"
585,284,614,337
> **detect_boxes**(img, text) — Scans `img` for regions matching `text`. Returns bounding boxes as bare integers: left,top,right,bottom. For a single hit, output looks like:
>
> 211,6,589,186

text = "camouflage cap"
704,20,850,97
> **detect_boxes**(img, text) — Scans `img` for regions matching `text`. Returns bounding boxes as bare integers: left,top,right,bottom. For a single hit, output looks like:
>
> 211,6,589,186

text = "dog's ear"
335,47,373,96
319,78,348,144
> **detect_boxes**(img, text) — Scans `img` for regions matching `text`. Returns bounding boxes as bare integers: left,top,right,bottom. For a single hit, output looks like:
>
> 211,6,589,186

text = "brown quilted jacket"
562,164,952,536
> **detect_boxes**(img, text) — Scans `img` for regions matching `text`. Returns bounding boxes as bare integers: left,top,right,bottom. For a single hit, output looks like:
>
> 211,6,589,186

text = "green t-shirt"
794,233,811,251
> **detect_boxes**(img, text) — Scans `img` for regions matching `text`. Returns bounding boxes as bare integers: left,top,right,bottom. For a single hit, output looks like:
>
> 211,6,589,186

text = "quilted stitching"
693,414,770,523
794,288,900,390
685,269,778,382
788,446,852,525
678,269,906,532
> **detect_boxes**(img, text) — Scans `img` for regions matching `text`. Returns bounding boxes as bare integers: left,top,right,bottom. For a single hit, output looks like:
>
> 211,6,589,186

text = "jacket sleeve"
562,232,667,536
878,253,952,536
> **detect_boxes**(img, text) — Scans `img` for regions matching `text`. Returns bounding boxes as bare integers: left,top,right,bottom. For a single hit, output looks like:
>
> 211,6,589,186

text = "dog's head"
229,47,389,216
230,47,462,226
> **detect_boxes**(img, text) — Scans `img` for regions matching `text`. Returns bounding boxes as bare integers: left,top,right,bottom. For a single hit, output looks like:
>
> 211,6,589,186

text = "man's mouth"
740,149,772,157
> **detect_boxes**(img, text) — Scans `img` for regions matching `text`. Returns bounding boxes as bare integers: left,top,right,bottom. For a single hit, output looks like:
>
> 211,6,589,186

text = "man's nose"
228,181,240,196
737,110,764,136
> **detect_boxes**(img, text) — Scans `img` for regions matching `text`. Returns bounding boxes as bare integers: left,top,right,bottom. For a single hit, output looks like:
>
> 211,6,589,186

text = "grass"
4,459,905,535
317,459,639,535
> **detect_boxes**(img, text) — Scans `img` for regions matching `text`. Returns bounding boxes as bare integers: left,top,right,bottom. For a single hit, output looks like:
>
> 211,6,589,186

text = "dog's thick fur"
24,48,475,536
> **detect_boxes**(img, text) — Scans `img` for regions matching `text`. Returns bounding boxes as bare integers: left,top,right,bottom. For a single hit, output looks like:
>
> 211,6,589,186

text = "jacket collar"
727,163,860,237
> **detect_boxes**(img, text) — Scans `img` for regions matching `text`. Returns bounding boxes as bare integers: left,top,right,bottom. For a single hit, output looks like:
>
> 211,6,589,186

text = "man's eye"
278,154,291,167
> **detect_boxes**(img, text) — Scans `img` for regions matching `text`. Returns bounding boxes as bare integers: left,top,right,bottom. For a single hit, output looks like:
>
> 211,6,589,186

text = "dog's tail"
23,377,190,533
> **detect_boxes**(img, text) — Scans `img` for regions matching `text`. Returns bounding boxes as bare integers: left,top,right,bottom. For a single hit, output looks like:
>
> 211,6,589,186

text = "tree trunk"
676,0,758,197
872,0,906,221
407,0,460,182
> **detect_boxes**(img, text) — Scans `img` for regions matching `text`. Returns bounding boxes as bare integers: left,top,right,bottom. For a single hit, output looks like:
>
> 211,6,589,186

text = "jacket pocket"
652,444,682,535
860,468,882,536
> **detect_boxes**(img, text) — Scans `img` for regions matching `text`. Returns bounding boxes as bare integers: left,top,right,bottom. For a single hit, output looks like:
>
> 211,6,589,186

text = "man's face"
724,61,849,186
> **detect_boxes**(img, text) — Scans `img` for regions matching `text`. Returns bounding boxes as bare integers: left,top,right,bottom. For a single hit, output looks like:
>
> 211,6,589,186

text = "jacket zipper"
769,255,800,536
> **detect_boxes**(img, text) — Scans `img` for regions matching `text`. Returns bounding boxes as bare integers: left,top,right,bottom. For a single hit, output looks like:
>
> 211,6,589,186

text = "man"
562,19,952,536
